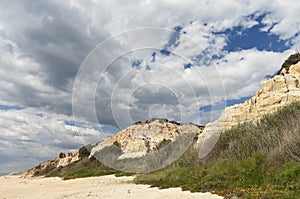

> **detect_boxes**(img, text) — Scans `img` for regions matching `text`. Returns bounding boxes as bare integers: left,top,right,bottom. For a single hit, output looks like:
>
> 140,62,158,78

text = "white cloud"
0,107,113,173
217,49,294,99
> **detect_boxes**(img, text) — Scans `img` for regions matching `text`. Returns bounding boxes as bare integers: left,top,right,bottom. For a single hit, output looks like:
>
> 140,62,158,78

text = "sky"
0,0,300,173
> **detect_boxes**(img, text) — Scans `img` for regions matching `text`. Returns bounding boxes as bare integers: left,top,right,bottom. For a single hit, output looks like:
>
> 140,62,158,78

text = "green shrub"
113,141,121,148
279,162,300,184
280,53,300,73
78,144,93,158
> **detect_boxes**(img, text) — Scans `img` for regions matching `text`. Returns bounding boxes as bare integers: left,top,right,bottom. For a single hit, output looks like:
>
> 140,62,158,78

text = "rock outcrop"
278,52,300,75
197,56,300,149
23,151,79,177
90,118,203,159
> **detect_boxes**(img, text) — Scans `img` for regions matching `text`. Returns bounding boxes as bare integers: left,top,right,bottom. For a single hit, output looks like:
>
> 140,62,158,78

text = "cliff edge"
197,53,300,153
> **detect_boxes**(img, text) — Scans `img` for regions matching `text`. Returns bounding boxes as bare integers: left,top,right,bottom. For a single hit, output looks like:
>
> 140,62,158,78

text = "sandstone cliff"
197,55,300,157
90,118,203,159
25,119,203,175
24,152,79,177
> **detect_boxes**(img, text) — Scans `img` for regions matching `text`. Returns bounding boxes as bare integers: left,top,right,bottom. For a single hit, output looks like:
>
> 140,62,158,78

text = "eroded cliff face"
24,152,79,177
24,119,203,176
197,61,300,147
90,119,203,159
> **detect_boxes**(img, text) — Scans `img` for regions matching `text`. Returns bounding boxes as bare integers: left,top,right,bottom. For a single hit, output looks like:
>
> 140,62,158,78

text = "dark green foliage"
113,141,121,148
78,144,93,159
34,164,56,176
278,53,300,74
156,138,171,150
279,162,300,185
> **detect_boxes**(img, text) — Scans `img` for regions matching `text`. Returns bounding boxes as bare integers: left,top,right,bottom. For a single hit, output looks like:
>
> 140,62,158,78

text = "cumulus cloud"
0,0,109,114
0,0,300,172
0,107,114,173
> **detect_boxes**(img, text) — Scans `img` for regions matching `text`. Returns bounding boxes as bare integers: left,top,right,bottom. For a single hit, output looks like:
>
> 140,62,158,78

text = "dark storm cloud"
15,1,103,88
132,86,179,106
0,0,109,113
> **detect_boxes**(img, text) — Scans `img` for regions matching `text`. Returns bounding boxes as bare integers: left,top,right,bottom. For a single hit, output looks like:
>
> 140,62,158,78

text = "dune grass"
134,155,300,198
134,101,300,198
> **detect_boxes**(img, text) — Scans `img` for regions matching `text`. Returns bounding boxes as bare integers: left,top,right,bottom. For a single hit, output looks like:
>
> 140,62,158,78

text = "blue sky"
199,96,252,112
0,105,24,111
219,14,290,53
64,120,119,136
0,0,300,173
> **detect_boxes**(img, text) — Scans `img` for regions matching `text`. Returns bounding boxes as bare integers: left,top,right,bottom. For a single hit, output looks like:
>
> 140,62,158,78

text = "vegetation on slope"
134,101,300,198
34,145,132,180
34,101,300,198
205,101,300,164
34,132,196,178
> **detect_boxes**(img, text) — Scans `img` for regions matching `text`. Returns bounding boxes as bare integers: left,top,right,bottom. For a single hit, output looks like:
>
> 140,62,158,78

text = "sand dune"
0,174,223,199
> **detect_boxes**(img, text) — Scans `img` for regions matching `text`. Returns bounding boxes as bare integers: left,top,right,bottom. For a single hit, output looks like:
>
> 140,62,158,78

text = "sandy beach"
0,174,223,199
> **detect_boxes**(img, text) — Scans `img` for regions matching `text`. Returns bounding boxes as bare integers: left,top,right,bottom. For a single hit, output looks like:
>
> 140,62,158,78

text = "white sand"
0,174,223,199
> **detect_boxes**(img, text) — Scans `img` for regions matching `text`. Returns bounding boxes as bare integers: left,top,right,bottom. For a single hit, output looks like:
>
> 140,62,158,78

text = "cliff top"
278,52,300,75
